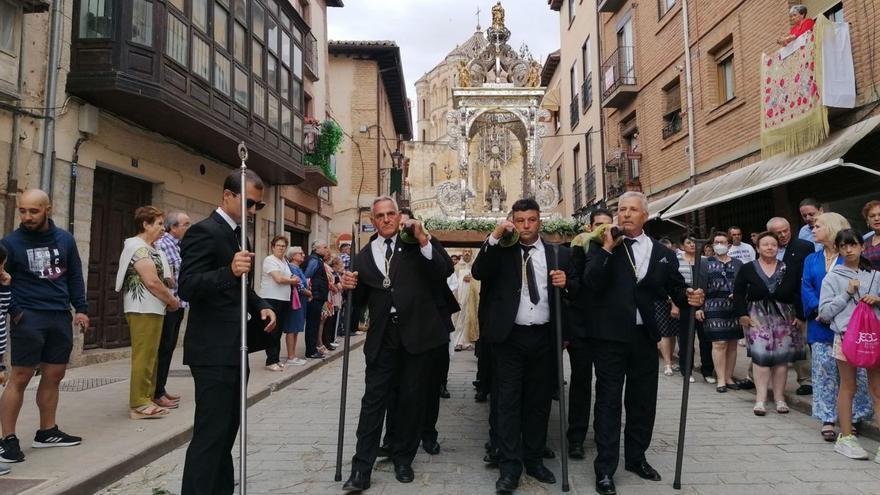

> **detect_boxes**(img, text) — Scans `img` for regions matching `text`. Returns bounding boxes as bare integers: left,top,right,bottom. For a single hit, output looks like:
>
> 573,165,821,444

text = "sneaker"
663,365,674,376
688,376,695,383
32,425,82,448
286,358,307,366
0,435,24,462
0,462,9,476
835,434,869,459
328,343,339,350
704,375,717,384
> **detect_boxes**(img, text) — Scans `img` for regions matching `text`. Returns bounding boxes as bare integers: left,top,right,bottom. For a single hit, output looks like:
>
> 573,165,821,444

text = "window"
267,16,278,54
567,0,576,24
659,0,675,17
292,79,302,111
253,2,265,41
214,3,229,49
268,94,279,129
556,166,563,201
585,129,593,171
280,69,289,101
253,83,265,118
0,1,17,54
281,105,291,137
267,54,278,90
281,32,290,66
252,39,263,77
662,79,682,138
193,0,208,32
215,51,231,95
825,3,844,22
626,132,640,178
192,36,210,80
280,11,290,30
166,14,188,65
429,162,435,186
168,0,184,11
234,66,249,108
294,114,303,146
234,22,246,62
268,0,278,16
569,65,577,101
714,42,735,103
131,0,153,46
293,44,302,79
234,0,246,21
79,0,114,38
573,144,580,177
581,39,590,81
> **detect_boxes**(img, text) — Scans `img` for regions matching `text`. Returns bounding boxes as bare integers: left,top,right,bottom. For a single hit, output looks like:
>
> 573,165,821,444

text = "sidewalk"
0,335,364,495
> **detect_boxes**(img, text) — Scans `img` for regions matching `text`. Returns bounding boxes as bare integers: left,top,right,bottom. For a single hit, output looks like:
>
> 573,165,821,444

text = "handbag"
842,301,880,368
291,286,302,310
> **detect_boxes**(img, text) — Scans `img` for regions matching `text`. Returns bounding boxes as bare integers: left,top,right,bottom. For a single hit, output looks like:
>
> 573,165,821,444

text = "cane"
236,142,249,495
551,246,570,492
673,232,709,490
334,224,358,481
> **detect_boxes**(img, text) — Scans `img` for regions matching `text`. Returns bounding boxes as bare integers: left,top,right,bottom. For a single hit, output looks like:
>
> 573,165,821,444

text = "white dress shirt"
215,207,237,231
624,232,653,325
487,235,551,325
370,233,434,313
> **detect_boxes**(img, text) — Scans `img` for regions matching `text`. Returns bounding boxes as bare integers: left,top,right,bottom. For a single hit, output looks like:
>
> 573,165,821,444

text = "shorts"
833,334,847,362
10,309,73,367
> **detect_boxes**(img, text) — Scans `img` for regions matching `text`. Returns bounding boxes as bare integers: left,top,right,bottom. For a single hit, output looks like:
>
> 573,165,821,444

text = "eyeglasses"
227,191,266,211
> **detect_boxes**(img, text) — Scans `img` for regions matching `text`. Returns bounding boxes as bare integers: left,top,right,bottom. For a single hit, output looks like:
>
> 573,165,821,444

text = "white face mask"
713,244,729,256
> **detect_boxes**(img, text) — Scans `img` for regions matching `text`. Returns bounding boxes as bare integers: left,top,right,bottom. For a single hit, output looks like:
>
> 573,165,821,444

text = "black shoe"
568,441,585,459
475,391,489,402
625,460,662,481
595,474,616,495
342,471,371,492
306,353,326,360
377,444,391,459
422,440,440,455
495,473,519,492
525,464,556,484
32,425,81,448
795,384,813,395
472,380,480,389
716,385,727,393
439,385,451,399
0,434,24,463
725,382,741,391
483,449,499,466
542,447,555,459
394,464,414,483
736,378,755,390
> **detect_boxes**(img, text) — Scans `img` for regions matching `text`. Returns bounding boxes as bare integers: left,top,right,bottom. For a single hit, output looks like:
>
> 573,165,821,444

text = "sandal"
753,401,766,416
716,385,727,393
776,401,789,414
130,404,169,420
663,365,674,377
154,396,179,409
821,423,836,442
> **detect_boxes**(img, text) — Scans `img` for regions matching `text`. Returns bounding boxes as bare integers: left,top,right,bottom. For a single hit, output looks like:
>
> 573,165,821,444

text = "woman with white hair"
284,246,310,366
777,4,814,46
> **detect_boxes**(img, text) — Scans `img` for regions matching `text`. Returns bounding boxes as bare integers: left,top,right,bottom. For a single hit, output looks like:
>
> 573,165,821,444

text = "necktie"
624,238,638,278
384,238,394,263
522,245,540,305
233,226,242,247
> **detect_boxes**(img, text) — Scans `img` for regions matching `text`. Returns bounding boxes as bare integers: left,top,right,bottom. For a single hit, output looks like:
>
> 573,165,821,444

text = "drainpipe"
681,0,697,185
595,6,607,200
68,134,88,234
5,23,26,234
40,0,64,194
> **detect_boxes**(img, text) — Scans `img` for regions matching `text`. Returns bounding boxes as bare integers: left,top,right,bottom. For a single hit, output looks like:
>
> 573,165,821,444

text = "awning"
648,189,689,220
662,114,880,219
542,87,561,112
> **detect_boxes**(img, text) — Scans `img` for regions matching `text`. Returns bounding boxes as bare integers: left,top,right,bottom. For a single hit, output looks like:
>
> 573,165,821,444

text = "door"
85,168,153,349
617,19,635,84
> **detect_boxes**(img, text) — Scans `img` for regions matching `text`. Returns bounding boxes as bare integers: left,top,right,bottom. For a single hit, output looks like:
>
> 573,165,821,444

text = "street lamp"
391,148,403,168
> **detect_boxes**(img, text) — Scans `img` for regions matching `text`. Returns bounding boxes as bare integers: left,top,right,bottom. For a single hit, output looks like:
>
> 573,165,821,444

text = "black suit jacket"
581,239,689,343
781,237,814,319
471,237,574,344
353,235,454,363
179,211,272,366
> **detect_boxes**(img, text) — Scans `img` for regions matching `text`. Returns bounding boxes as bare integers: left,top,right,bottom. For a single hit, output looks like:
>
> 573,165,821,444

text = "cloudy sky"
328,0,559,127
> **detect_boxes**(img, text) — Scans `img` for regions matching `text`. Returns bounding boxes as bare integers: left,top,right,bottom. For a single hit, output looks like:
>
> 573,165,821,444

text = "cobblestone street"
99,348,880,495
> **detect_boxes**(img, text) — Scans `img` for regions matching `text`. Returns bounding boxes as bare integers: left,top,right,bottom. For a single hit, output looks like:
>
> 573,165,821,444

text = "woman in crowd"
734,231,805,416
657,238,680,376
860,200,880,270
316,252,338,355
819,229,880,461
323,256,345,349
677,235,712,383
803,214,873,441
697,232,743,392
116,206,180,419
284,246,310,366
259,235,299,372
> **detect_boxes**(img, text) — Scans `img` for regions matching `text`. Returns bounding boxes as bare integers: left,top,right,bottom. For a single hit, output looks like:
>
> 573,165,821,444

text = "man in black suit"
340,196,454,492
767,216,814,394
472,198,572,493
178,170,276,495
581,192,703,495
565,207,614,461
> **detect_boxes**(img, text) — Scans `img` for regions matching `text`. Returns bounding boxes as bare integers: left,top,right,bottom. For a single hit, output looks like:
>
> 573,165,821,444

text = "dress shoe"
625,460,662,481
543,447,555,459
568,441,585,459
342,471,371,492
796,384,813,395
376,444,391,458
595,474,616,495
525,464,556,484
495,473,519,492
439,385,451,399
422,440,440,455
475,390,489,402
483,449,499,466
393,464,415,483
736,378,755,390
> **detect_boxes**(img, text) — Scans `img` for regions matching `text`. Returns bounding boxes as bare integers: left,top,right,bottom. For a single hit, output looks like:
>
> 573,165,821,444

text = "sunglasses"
228,191,266,211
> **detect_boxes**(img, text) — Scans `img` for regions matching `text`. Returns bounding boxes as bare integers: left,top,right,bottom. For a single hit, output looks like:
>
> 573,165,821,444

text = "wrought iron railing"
662,111,683,139
572,176,584,210
304,31,319,80
600,46,636,100
585,168,596,203
581,75,592,112
570,96,579,129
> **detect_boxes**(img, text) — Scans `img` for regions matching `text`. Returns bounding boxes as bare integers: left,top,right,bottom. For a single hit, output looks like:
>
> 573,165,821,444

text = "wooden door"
85,169,152,349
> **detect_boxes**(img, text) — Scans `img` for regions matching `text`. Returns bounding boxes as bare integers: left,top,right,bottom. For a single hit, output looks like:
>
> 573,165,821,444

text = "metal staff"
551,246,570,492
335,224,358,481
673,231,710,490
237,142,249,495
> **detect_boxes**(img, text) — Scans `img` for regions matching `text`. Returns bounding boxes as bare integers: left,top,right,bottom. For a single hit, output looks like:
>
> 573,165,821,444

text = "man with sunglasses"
178,169,275,495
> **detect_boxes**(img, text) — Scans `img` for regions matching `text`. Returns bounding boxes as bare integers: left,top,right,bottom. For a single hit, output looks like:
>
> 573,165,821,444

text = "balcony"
604,151,643,201
597,0,628,13
67,0,307,185
22,0,50,13
573,176,584,210
601,47,638,109
585,168,597,203
570,97,580,129
304,31,319,81
581,76,592,113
